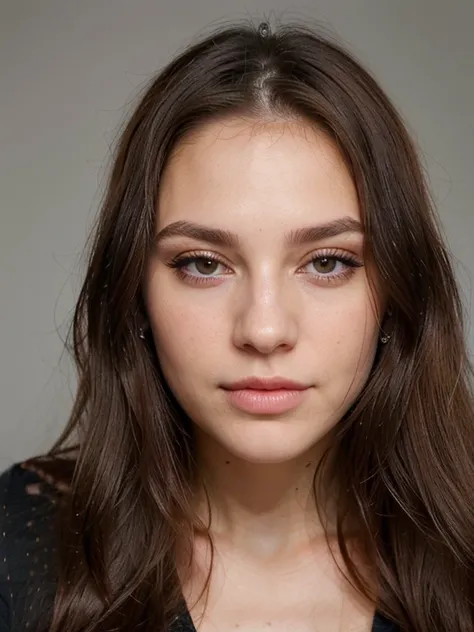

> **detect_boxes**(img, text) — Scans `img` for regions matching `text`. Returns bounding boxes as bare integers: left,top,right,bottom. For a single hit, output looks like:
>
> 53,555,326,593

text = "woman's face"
143,117,381,464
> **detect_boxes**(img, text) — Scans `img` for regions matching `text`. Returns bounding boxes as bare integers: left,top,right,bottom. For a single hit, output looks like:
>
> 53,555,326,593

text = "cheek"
148,295,224,376
305,300,379,381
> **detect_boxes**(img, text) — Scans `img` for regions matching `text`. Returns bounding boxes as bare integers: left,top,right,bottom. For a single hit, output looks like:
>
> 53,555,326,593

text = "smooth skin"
143,117,383,631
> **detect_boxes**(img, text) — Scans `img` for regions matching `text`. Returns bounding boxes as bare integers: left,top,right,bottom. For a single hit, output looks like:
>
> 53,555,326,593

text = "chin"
218,422,325,464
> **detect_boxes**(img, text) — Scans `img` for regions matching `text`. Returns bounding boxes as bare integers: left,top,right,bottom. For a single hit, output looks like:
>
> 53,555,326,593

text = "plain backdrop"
1,0,473,471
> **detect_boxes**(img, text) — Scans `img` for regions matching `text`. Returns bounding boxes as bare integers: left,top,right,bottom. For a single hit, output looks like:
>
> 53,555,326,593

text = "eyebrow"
154,216,363,249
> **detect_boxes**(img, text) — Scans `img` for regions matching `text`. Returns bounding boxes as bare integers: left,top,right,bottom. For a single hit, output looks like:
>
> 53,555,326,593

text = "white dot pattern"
0,463,60,631
0,463,194,632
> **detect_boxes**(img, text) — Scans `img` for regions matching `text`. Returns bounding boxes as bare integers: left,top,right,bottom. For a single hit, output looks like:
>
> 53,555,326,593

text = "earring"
380,305,393,344
258,22,271,38
138,327,146,340
380,332,391,344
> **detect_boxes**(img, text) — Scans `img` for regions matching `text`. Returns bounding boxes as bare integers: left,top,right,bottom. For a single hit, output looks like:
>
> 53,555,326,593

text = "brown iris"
312,257,337,274
195,259,219,275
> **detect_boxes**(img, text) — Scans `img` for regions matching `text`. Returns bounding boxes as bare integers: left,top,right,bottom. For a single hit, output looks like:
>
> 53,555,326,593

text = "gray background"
1,1,473,471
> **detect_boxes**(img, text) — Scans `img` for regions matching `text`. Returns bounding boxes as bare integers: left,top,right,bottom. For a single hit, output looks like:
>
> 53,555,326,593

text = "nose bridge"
233,266,298,353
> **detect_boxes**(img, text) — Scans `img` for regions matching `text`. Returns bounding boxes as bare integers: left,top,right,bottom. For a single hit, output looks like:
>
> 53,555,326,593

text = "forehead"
157,117,359,231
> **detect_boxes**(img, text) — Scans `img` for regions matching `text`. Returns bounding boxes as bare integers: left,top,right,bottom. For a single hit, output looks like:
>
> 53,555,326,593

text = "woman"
1,19,473,632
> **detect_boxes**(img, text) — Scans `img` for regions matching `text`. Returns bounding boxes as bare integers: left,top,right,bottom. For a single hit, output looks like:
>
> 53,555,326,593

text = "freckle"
225,461,230,465
295,488,299,491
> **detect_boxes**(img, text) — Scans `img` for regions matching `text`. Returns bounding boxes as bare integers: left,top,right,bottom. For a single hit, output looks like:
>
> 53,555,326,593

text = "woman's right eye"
181,257,225,276
166,253,231,283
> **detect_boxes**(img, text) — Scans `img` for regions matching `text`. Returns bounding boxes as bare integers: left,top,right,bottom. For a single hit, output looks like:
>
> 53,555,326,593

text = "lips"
222,376,309,391
221,376,310,415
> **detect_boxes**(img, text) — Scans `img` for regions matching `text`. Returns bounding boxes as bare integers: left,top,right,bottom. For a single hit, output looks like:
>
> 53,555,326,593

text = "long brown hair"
29,18,474,631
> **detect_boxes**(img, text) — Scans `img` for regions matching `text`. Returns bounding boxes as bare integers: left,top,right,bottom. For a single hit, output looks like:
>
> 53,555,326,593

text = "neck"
192,429,338,561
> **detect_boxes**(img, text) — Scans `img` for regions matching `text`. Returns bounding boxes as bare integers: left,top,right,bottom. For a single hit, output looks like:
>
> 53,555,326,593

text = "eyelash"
166,249,363,286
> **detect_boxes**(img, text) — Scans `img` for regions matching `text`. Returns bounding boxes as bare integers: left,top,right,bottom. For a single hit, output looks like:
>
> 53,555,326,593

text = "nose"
232,276,299,355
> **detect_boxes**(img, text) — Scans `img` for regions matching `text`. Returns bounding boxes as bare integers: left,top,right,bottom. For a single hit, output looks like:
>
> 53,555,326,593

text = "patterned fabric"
0,464,398,631
0,464,59,631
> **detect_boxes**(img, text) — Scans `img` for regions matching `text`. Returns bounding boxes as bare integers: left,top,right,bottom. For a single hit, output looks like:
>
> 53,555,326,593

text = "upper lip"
222,377,309,391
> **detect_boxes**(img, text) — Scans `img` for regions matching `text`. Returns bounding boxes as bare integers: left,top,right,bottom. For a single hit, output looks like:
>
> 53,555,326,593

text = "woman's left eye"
301,255,361,278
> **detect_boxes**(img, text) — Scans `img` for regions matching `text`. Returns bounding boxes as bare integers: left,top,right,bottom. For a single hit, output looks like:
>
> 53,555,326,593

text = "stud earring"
380,332,391,344
258,22,271,38
138,327,146,340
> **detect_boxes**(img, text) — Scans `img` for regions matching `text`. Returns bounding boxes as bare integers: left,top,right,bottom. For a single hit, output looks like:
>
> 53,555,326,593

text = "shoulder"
0,462,61,578
0,462,62,631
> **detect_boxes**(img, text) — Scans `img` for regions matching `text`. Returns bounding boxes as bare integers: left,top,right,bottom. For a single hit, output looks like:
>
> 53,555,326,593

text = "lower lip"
223,388,308,415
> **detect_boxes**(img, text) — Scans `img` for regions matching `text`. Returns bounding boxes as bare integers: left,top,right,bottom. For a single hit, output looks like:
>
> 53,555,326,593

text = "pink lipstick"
221,377,310,415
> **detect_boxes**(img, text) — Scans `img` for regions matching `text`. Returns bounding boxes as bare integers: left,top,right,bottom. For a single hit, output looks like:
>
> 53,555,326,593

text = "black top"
0,463,398,631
